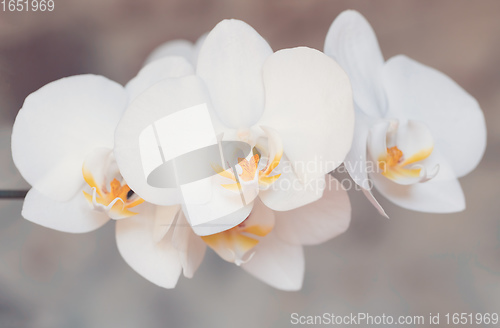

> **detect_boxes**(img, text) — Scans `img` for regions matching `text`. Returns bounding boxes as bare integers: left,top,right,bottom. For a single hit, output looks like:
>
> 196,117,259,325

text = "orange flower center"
383,146,403,169
82,167,144,219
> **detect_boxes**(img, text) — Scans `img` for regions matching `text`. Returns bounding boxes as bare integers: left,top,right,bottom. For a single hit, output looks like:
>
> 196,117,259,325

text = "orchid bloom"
117,175,351,290
11,73,207,287
114,19,354,290
324,10,486,214
12,75,134,233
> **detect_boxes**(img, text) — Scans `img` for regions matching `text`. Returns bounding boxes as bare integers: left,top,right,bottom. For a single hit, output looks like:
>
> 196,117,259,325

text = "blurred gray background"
1,0,500,327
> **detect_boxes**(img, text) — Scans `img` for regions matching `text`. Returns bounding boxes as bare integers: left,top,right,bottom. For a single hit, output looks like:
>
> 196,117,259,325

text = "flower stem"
0,190,28,199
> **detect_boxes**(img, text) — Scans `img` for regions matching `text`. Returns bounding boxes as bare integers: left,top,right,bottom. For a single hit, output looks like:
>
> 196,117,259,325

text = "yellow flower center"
378,146,433,181
201,215,273,265
217,149,282,191
82,166,144,219
384,146,403,168
237,154,259,182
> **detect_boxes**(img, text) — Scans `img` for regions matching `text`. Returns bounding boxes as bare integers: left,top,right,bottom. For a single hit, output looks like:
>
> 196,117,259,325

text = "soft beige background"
1,1,499,327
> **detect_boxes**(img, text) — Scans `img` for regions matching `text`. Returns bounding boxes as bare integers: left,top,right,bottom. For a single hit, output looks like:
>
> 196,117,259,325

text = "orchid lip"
82,148,144,220
218,126,283,192
369,119,439,185
219,152,282,190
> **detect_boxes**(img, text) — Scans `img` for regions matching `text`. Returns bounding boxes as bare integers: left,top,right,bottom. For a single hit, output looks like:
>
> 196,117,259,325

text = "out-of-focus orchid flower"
324,10,486,214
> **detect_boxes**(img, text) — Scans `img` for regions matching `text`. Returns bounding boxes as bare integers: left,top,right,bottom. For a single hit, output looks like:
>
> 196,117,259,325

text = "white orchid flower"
114,19,354,290
324,10,486,214
11,73,206,288
118,176,350,291
12,75,135,233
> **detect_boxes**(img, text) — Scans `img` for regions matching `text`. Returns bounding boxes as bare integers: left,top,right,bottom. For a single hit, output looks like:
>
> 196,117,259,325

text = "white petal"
361,188,388,218
182,176,254,236
197,19,272,129
370,149,465,213
114,76,215,206
11,75,127,202
259,154,325,211
81,147,116,191
241,230,304,291
244,197,276,230
342,107,388,217
126,56,194,104
201,198,274,265
144,39,195,65
274,176,351,245
343,107,374,190
172,211,207,278
192,33,208,66
394,120,434,161
255,126,323,211
22,188,109,233
259,47,354,183
116,203,182,288
153,204,180,243
367,119,392,162
382,55,486,177
324,10,387,117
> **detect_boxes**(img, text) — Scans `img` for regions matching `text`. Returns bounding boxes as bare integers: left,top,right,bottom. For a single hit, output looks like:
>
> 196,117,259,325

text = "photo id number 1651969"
2,0,54,12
